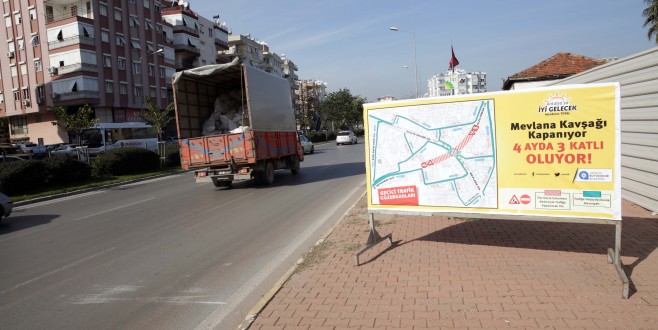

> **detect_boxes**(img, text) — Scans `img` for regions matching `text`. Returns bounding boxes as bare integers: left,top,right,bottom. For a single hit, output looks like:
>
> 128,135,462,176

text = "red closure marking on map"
421,125,479,169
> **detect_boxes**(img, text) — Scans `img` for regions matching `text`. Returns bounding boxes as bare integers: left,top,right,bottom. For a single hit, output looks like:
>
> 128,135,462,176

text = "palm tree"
643,0,658,44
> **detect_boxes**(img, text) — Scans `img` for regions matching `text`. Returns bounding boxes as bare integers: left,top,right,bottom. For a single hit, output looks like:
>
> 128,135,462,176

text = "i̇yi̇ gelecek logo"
538,91,577,115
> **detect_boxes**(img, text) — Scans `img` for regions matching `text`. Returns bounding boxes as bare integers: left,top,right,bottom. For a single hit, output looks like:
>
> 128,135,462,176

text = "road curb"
237,190,367,330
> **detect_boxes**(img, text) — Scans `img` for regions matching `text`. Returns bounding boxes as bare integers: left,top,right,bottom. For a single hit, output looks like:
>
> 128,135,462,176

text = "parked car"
299,135,314,154
0,192,12,224
336,130,357,145
0,156,25,162
18,143,48,158
50,144,79,158
0,145,31,160
45,143,63,153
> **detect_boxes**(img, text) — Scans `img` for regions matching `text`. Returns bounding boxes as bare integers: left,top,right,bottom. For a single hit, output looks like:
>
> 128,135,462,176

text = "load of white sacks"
201,89,251,135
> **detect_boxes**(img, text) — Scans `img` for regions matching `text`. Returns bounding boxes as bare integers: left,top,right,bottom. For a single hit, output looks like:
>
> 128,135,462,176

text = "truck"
172,58,303,188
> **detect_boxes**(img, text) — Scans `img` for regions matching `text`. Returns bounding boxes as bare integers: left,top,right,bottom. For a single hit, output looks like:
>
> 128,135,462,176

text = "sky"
190,0,654,102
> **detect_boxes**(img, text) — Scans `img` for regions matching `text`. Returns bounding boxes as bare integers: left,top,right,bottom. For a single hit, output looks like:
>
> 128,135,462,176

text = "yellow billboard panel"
364,83,621,220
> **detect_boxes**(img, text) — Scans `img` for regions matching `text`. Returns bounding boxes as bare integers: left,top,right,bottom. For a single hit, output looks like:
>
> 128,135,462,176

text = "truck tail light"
197,171,207,177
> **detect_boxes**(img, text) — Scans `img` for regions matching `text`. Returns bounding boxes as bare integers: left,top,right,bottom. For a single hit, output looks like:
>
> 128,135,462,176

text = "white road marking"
70,197,155,222
0,198,156,243
0,247,116,294
70,285,226,306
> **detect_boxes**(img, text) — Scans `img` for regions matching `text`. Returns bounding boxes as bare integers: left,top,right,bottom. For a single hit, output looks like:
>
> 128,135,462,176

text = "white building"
427,69,486,97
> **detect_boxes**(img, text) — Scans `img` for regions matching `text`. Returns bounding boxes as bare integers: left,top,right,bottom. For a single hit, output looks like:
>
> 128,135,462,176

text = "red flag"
449,46,459,71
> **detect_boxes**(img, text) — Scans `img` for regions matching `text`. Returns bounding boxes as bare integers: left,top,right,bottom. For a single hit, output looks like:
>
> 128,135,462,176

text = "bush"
163,143,180,167
91,147,160,176
42,157,91,185
0,160,46,194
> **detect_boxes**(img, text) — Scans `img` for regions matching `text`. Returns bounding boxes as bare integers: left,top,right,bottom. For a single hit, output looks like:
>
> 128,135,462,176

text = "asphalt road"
0,140,366,330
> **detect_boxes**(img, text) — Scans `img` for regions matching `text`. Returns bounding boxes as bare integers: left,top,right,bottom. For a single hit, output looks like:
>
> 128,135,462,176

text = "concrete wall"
548,47,658,213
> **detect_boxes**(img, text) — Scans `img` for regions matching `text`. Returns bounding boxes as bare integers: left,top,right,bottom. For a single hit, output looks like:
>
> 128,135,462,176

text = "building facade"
426,69,486,97
0,0,229,145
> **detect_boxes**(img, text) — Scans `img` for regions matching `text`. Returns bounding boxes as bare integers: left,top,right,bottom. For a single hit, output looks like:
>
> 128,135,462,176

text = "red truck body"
172,58,303,187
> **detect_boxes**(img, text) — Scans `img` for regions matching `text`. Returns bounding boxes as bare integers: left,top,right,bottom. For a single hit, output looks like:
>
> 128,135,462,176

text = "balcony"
45,8,94,24
172,25,199,37
52,63,98,76
174,44,200,56
48,35,95,50
214,38,228,49
51,90,99,103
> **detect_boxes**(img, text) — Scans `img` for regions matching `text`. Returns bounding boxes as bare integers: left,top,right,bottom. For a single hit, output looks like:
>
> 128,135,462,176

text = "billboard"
364,83,621,220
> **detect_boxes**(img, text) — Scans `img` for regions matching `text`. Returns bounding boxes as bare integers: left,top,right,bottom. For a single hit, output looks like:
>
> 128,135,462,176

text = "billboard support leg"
355,213,393,266
607,222,629,299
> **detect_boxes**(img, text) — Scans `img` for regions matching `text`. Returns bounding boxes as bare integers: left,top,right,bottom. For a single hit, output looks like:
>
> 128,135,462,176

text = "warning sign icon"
509,195,520,204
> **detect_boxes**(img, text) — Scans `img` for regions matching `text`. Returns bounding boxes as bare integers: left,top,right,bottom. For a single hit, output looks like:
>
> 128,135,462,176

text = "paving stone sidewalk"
250,197,658,329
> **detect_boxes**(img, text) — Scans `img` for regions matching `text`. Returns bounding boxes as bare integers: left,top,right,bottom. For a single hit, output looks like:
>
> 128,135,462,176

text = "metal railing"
45,9,94,23
48,35,95,50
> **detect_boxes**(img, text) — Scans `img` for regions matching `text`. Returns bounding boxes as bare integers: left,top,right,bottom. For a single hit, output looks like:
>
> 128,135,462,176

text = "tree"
139,97,174,141
643,0,658,44
53,104,99,145
320,88,367,131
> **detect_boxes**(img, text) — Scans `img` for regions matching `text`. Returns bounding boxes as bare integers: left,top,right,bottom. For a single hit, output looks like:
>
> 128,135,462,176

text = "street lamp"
139,48,164,108
389,26,419,98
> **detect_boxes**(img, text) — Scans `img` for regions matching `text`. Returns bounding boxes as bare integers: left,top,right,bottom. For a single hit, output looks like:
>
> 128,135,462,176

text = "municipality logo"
538,92,577,113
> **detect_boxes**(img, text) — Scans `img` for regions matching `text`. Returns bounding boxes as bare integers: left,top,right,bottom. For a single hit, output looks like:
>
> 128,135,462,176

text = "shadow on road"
0,214,59,235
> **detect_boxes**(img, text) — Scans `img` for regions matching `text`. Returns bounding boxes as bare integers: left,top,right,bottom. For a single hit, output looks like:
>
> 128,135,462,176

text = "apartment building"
0,0,229,145
426,69,487,97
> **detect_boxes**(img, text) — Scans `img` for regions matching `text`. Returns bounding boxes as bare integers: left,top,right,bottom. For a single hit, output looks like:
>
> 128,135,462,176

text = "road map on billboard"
369,99,497,208
364,83,621,220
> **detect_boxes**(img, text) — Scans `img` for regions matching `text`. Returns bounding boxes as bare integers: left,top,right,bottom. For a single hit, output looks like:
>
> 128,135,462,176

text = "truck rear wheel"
290,155,300,175
263,161,275,185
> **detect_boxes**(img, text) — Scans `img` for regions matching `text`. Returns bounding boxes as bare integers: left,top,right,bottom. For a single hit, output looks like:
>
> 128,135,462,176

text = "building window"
22,88,29,100
161,87,167,99
159,66,165,77
118,58,126,70
14,14,21,25
29,8,37,20
13,89,20,101
105,80,113,93
130,16,139,27
114,8,122,21
101,30,109,43
100,3,107,16
145,21,153,31
0,93,4,104
132,62,140,74
5,16,12,28
30,34,39,46
36,85,45,98
146,43,154,52
144,0,150,9
10,65,17,77
148,64,155,77
134,86,142,97
130,39,141,49
10,116,28,135
116,35,126,46
119,83,128,95
150,86,156,98
155,4,160,13
104,54,112,67
128,0,135,3
8,41,15,52
35,60,42,72
17,38,24,50
20,63,27,75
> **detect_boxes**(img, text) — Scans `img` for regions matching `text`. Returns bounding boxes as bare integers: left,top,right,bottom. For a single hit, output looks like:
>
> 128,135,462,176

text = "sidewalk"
249,196,658,329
